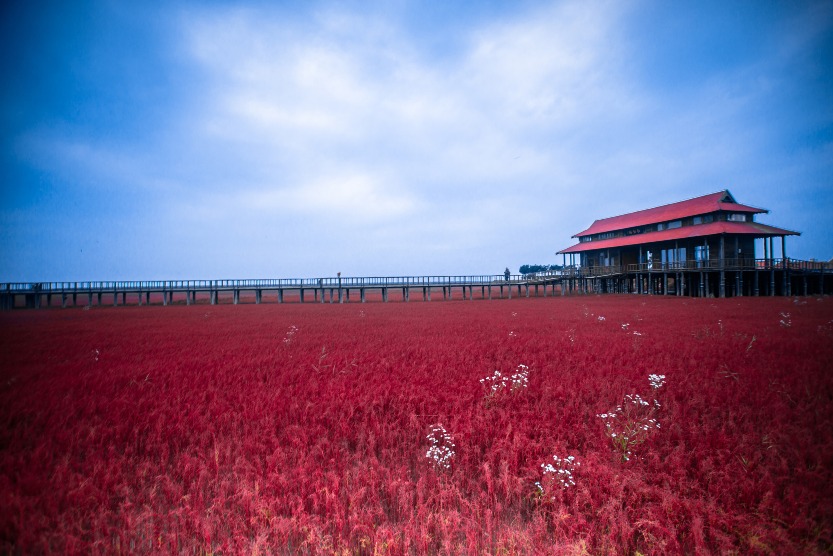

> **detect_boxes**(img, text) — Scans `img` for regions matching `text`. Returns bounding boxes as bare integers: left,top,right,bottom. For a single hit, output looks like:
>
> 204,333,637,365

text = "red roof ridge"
601,190,729,220
574,189,768,238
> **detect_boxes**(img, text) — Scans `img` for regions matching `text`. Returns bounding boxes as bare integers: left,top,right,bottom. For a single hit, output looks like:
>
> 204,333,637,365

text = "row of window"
586,213,748,242
657,220,682,231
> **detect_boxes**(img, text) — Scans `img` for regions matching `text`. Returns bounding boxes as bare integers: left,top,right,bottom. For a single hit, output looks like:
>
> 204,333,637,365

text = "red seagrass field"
1,295,832,554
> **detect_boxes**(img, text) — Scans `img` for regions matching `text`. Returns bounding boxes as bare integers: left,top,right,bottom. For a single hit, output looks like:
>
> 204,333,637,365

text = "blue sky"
2,0,831,281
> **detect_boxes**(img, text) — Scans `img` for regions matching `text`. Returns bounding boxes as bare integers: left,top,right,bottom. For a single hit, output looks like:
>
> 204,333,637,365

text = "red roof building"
556,190,802,297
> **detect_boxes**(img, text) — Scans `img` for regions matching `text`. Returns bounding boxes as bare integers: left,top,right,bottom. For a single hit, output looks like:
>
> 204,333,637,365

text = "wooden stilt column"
735,236,741,297
769,237,776,296
719,235,726,298
821,265,826,295
361,288,366,303
278,289,283,303
782,236,789,296
255,290,262,304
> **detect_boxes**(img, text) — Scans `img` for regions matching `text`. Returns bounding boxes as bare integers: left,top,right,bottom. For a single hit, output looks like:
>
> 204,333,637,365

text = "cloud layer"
2,0,831,280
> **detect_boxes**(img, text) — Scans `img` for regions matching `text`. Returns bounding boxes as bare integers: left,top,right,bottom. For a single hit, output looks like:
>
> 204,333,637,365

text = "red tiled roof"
574,190,767,237
558,221,800,254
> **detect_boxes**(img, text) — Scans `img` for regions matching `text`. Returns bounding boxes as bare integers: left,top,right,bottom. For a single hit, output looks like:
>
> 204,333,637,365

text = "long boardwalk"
1,258,830,310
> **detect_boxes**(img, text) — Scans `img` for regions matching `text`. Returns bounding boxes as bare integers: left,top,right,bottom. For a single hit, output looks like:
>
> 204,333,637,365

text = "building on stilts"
556,190,828,297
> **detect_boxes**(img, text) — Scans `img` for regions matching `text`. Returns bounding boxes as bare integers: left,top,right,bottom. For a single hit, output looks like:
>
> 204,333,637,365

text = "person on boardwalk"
504,267,511,281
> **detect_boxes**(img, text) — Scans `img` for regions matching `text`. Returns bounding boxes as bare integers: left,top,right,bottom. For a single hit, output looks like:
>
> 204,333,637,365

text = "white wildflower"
648,374,666,390
283,325,299,345
425,424,455,470
539,454,580,492
480,364,529,394
599,390,662,462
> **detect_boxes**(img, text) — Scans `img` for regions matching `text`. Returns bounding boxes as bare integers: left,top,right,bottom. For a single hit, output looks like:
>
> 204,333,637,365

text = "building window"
695,245,709,267
657,223,665,231
693,216,702,225
667,220,682,229
598,232,614,240
727,213,746,222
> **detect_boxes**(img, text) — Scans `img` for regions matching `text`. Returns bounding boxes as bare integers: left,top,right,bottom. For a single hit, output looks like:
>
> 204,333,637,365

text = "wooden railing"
1,258,828,295
0,274,526,294
534,258,830,279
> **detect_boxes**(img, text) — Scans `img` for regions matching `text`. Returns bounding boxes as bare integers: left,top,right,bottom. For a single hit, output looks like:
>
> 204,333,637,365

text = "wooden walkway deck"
1,258,829,310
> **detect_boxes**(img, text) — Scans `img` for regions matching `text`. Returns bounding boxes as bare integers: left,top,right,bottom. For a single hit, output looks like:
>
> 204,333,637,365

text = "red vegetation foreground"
1,296,832,554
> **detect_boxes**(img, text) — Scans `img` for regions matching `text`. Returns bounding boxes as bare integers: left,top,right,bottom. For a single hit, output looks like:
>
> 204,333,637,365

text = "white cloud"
7,0,829,280
241,172,419,222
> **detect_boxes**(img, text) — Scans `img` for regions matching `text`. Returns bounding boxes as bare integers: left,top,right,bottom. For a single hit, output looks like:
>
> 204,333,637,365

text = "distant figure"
504,267,511,281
